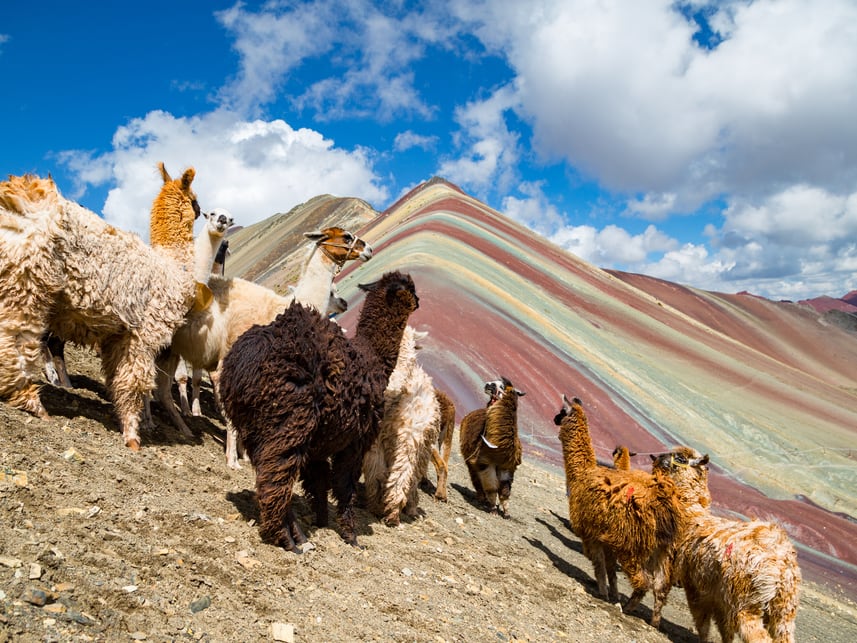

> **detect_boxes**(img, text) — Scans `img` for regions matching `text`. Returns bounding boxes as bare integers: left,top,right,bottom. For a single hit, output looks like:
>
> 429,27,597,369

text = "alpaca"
194,208,233,282
426,387,456,502
651,447,801,642
0,168,199,449
612,445,636,470
553,394,687,629
362,326,440,526
458,377,525,517
173,209,233,417
218,271,419,551
153,226,373,467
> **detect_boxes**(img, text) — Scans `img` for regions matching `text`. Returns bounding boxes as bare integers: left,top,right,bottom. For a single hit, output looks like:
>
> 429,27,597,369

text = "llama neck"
386,327,417,392
559,411,597,482
356,307,408,380
291,245,337,314
194,229,223,282
484,394,518,436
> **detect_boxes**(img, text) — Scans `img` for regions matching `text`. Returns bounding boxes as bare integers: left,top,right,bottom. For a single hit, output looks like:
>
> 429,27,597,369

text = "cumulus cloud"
437,84,522,196
57,110,387,239
217,0,452,121
455,0,857,209
394,131,438,152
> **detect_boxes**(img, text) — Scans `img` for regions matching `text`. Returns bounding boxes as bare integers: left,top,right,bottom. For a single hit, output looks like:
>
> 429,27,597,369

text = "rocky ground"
1,345,856,642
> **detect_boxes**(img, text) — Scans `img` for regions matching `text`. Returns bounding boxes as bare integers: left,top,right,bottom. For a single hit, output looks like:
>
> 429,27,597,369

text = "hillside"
2,177,856,641
227,178,857,597
1,346,856,641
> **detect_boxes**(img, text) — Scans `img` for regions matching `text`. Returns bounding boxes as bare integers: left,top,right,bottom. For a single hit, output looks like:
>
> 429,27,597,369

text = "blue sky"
3,0,856,301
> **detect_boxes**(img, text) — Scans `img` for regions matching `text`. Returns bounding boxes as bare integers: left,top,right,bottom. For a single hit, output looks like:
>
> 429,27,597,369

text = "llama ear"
180,168,196,191
158,162,171,184
650,454,657,462
358,279,381,293
515,389,526,397
691,454,710,467
304,231,327,242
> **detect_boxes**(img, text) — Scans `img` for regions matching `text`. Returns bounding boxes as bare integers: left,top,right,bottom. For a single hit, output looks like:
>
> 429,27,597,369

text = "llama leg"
361,440,387,518
302,459,331,529
175,359,191,416
382,440,418,526
154,350,192,438
255,458,303,551
190,367,203,416
464,456,488,504
497,469,514,518
588,543,610,599
430,447,448,501
330,449,363,547
100,337,152,451
477,463,500,511
736,610,770,643
618,558,649,615
605,550,619,603
0,322,49,419
48,335,73,388
225,419,243,470
684,585,712,641
649,569,673,629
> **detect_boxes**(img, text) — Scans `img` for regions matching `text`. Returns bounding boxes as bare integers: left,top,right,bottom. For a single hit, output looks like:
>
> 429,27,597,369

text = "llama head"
305,227,373,267
151,162,200,251
650,446,711,508
287,282,347,316
357,271,419,313
203,208,234,236
553,393,584,426
484,377,525,406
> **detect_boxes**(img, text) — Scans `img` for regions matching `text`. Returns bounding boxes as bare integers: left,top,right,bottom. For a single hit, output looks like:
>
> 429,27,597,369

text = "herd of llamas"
0,167,802,641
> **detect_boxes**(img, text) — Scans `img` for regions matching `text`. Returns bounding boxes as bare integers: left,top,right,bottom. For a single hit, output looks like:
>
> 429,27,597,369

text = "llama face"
307,227,373,265
204,208,234,235
483,377,525,406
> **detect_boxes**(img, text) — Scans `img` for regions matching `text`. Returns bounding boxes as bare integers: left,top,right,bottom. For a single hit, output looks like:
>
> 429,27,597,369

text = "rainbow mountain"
227,177,857,597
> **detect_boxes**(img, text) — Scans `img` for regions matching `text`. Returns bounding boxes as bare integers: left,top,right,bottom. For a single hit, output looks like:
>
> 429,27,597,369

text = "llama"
612,445,636,470
153,226,373,468
218,271,420,551
362,326,440,526
553,394,687,628
194,208,233,282
651,447,801,642
458,377,525,517
426,387,456,502
0,169,199,449
173,209,233,417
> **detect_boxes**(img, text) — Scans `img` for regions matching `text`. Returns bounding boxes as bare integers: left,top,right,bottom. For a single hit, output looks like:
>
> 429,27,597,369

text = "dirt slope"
1,345,856,642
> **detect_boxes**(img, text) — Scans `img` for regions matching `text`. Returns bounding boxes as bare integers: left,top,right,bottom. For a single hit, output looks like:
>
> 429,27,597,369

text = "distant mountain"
798,293,857,314
226,177,857,595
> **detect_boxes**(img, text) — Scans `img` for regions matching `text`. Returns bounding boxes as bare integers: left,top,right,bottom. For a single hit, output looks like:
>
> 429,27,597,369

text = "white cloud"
214,2,337,116
393,131,438,152
437,84,521,195
217,1,453,121
57,109,387,240
455,0,857,213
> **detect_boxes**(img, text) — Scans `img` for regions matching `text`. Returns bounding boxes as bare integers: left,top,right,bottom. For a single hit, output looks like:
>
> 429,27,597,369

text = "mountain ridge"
225,178,857,597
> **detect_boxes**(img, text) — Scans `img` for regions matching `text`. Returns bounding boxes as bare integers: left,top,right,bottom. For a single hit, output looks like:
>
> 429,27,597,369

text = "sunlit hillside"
226,177,857,597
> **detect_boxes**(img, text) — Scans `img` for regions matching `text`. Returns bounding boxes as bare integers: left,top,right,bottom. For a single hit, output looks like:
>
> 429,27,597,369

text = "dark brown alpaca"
218,271,419,552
